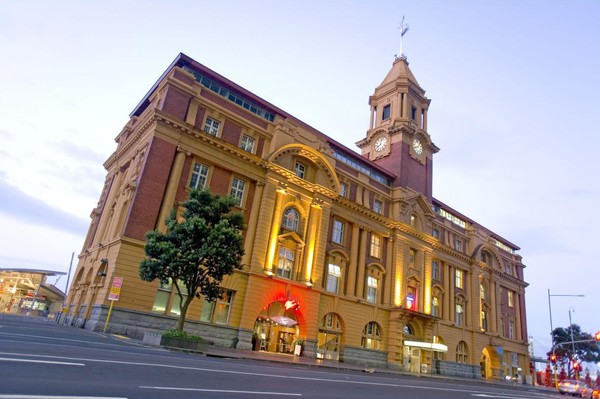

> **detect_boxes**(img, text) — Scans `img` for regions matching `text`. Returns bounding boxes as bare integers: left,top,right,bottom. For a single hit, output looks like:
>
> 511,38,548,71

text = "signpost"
103,277,123,333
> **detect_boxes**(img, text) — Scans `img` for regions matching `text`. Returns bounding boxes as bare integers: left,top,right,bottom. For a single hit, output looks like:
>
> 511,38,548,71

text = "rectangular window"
240,135,255,153
326,264,341,293
455,269,463,289
370,235,382,258
373,199,383,214
201,290,233,325
501,317,505,337
367,276,378,303
332,220,344,244
277,247,295,279
152,279,172,313
204,117,220,136
454,239,463,252
294,162,306,179
508,290,514,307
508,319,515,339
230,177,246,206
456,304,464,326
432,296,440,317
189,162,210,189
432,228,440,239
410,106,417,121
409,248,416,266
340,183,348,198
432,260,440,280
382,104,391,120
481,311,488,331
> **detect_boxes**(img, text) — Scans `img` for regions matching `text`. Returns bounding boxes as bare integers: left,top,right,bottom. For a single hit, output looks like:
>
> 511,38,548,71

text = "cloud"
0,174,89,236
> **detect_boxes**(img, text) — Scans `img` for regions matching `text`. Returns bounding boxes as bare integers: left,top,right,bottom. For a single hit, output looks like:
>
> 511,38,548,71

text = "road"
0,315,561,399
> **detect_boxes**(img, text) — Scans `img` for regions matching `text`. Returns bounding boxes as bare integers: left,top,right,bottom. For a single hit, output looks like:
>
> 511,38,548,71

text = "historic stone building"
65,52,528,380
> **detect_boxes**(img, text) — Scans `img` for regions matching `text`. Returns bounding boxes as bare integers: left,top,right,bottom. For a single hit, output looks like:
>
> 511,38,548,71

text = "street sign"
108,277,123,301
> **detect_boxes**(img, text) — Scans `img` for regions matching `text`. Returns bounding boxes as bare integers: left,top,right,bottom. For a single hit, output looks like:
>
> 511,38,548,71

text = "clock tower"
356,56,438,200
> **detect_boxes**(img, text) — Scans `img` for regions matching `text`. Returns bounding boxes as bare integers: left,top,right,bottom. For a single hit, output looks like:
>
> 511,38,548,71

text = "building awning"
404,340,448,353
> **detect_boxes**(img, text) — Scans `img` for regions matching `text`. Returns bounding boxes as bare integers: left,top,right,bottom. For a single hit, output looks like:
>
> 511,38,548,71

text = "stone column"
242,181,264,269
393,237,405,307
264,182,287,275
384,234,394,306
515,292,522,341
346,223,360,296
156,149,187,232
356,228,368,299
302,198,323,284
489,278,497,333
443,262,450,321
423,250,433,314
448,265,455,324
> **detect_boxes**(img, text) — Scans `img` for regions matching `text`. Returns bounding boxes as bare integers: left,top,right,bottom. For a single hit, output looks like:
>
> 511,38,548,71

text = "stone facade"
65,53,529,380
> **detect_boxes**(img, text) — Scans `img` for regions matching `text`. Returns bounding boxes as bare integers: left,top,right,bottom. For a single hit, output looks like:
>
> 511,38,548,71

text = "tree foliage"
547,324,600,375
139,188,245,331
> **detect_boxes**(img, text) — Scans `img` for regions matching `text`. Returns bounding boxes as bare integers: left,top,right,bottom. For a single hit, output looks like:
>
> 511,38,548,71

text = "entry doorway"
253,300,299,354
403,346,421,373
316,331,340,360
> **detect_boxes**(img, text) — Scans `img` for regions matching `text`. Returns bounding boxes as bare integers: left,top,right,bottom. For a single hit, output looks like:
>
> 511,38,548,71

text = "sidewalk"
142,338,557,392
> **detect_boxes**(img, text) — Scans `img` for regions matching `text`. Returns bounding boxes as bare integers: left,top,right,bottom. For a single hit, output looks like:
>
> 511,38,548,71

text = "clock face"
374,136,388,152
412,138,423,155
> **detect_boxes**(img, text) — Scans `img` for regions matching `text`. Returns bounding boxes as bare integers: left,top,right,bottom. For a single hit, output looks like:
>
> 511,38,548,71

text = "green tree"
139,188,245,331
547,324,600,376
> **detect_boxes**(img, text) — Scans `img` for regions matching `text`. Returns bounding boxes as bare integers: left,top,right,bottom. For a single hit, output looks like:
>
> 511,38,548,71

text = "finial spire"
396,16,409,60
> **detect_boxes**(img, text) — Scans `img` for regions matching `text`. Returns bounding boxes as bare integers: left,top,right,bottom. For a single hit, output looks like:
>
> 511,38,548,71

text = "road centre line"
0,332,135,349
0,396,125,399
140,386,301,396
0,352,539,397
0,357,84,366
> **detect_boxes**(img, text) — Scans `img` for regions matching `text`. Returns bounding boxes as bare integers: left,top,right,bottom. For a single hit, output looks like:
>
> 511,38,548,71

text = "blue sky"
0,0,598,361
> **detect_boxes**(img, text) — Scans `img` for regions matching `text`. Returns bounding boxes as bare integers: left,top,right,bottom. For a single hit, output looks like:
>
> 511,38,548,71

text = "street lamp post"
547,289,585,390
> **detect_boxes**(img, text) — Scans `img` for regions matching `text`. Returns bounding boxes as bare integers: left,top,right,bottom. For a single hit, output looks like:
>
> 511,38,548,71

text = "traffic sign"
108,277,123,301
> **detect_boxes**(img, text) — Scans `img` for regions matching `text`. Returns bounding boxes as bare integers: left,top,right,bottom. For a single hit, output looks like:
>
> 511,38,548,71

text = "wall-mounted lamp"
98,243,104,248
305,280,313,288
100,258,109,265
97,271,107,277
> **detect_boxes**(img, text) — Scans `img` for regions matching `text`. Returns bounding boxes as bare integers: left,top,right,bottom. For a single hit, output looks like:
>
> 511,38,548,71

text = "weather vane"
396,16,409,59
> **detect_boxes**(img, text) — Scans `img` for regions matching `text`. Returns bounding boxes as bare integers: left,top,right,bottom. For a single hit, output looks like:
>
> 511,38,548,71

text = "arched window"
362,321,382,350
403,324,414,336
456,341,468,363
281,207,299,231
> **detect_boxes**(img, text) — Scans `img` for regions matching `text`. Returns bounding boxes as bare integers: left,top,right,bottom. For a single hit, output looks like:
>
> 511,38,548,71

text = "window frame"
201,290,234,325
294,161,306,179
382,104,391,121
332,219,344,245
432,260,440,280
229,176,247,207
276,246,296,279
370,234,382,258
189,162,210,190
326,264,341,294
281,207,300,232
240,134,256,153
361,321,382,350
373,199,383,214
455,269,463,289
366,276,378,304
456,303,464,326
203,117,221,136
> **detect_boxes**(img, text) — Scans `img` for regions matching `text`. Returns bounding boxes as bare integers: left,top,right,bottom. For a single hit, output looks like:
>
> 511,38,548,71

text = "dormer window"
382,104,391,121
294,162,306,179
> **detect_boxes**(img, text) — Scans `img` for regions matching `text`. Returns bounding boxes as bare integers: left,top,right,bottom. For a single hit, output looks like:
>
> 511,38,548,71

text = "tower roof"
377,57,425,96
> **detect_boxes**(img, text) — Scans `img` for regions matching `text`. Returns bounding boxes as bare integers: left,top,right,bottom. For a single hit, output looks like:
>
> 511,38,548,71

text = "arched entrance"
253,300,300,354
481,346,502,379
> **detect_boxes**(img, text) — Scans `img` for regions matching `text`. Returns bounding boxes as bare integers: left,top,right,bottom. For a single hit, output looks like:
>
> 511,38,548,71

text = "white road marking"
140,386,301,396
0,352,549,397
0,357,84,366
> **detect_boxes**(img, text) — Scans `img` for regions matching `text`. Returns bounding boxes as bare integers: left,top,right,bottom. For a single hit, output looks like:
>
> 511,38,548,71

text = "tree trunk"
175,295,193,331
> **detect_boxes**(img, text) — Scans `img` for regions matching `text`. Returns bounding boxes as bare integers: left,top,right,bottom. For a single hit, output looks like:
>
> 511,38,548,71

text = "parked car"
580,386,599,399
558,379,589,396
